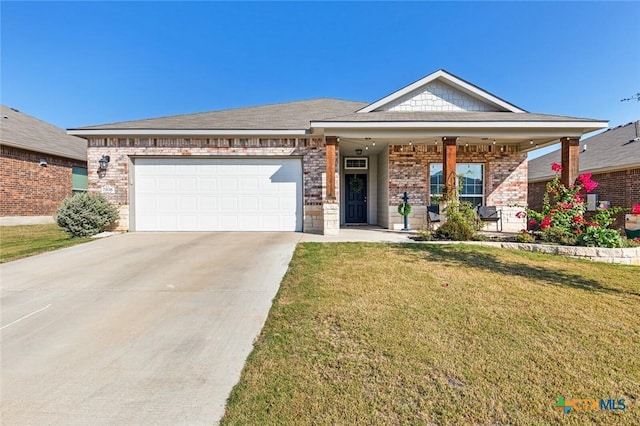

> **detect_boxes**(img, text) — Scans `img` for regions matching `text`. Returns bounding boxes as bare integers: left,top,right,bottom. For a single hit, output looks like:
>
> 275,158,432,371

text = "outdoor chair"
427,205,441,223
477,206,502,232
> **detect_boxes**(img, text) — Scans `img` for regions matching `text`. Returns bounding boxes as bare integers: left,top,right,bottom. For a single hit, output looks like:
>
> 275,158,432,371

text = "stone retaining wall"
473,241,640,265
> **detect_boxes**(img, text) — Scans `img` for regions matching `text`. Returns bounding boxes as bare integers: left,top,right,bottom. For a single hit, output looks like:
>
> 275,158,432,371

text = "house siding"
377,148,389,227
528,167,640,228
86,137,331,232
380,80,498,112
0,145,87,217
386,144,528,231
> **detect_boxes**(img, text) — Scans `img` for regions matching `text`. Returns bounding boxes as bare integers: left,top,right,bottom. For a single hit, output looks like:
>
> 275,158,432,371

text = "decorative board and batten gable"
357,69,526,114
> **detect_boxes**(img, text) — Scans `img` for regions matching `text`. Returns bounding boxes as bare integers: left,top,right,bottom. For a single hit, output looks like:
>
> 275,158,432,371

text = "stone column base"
323,202,339,235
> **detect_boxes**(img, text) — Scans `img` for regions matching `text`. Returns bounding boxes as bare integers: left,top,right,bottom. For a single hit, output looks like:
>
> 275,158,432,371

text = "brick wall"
0,145,86,217
86,137,333,232
386,144,528,231
388,144,527,205
528,167,640,228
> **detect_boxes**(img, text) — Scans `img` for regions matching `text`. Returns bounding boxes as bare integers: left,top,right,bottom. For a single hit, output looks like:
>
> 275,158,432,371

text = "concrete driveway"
1,232,300,425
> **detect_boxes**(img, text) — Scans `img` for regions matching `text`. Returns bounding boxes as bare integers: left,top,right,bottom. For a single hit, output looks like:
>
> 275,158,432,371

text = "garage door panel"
199,196,218,211
177,177,197,192
220,178,238,192
198,178,218,193
239,197,259,211
134,158,302,231
220,197,238,211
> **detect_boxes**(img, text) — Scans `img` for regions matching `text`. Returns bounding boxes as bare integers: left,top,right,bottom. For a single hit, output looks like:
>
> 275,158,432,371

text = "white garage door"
134,158,302,231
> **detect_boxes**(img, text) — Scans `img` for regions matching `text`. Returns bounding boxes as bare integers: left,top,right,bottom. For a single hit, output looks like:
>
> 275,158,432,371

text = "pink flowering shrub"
631,204,640,215
523,164,623,247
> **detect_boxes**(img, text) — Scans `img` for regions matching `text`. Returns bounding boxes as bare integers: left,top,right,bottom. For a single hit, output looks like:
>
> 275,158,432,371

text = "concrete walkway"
300,226,417,243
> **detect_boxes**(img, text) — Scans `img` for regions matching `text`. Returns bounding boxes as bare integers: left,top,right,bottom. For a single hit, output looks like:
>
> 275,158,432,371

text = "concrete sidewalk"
300,226,417,243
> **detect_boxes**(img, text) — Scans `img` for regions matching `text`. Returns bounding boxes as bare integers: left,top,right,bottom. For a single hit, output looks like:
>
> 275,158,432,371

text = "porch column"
442,136,458,198
560,137,580,187
323,136,339,235
325,136,338,200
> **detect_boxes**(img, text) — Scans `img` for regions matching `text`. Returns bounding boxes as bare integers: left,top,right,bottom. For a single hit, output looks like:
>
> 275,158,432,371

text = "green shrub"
515,231,536,243
434,201,482,241
578,226,623,248
55,193,119,238
435,217,475,241
542,226,578,246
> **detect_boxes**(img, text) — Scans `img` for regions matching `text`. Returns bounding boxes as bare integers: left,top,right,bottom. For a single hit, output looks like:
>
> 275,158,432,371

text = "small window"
345,157,368,170
72,166,88,193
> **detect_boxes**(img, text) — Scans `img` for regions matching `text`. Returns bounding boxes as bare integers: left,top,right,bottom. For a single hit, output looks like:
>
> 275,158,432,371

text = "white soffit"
357,70,526,114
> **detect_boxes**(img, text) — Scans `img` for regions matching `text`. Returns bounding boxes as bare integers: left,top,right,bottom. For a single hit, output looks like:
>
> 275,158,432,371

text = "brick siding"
388,144,527,206
86,137,333,232
386,144,528,232
0,145,86,217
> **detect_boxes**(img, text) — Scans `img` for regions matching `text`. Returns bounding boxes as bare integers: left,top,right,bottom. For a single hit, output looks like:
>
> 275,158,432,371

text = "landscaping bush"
434,201,481,241
524,163,623,248
55,192,119,237
515,231,536,243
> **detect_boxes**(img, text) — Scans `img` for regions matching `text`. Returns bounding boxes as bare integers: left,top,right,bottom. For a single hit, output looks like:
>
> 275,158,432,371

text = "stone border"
466,241,640,265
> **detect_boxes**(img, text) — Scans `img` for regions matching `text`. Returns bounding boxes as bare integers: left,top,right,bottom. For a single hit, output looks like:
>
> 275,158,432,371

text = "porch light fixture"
98,155,111,171
365,146,369,150
530,140,534,145
39,158,47,167
492,140,496,144
355,149,363,155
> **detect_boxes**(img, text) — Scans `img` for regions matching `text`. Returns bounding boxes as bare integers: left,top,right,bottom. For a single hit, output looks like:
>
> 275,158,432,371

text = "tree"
621,92,640,102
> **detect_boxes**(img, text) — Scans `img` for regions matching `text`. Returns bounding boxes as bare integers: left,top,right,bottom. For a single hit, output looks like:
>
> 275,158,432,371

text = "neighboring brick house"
1,105,88,224
528,120,640,227
68,70,607,234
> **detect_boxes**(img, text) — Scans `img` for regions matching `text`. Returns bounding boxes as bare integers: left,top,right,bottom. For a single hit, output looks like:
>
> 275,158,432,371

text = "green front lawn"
0,224,90,263
222,243,639,425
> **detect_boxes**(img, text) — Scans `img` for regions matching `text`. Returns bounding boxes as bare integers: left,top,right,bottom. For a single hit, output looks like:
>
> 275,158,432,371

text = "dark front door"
345,174,367,223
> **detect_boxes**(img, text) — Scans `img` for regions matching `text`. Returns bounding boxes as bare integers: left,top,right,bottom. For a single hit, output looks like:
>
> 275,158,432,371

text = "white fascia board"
312,121,609,130
68,129,309,137
312,129,584,139
357,70,526,113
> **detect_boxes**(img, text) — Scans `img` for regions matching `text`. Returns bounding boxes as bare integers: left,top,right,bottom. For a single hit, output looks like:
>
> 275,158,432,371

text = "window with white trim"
429,163,484,207
344,157,368,170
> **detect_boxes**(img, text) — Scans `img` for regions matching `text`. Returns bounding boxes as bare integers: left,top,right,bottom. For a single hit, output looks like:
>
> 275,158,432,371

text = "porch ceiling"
337,135,568,156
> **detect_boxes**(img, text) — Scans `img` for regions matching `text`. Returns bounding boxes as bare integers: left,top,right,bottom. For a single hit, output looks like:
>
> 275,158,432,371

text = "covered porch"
319,127,601,234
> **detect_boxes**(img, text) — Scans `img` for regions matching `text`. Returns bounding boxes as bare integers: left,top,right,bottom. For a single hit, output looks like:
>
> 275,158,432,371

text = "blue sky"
2,1,639,158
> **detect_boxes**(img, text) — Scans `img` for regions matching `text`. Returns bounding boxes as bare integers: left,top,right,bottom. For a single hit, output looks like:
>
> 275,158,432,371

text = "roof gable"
358,69,526,114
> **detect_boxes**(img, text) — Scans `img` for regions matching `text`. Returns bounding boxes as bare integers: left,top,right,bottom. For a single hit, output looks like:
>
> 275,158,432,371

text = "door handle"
364,197,367,203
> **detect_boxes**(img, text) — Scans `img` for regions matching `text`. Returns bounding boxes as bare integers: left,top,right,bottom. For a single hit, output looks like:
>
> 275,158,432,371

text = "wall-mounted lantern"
39,158,48,167
98,155,111,171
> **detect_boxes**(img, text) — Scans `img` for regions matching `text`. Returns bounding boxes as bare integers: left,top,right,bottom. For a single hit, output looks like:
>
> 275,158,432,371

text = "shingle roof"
1,105,87,161
71,99,368,131
312,111,604,123
528,120,640,181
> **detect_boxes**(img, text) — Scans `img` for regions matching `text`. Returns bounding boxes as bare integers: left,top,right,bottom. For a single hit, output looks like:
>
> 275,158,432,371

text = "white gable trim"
357,70,526,114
